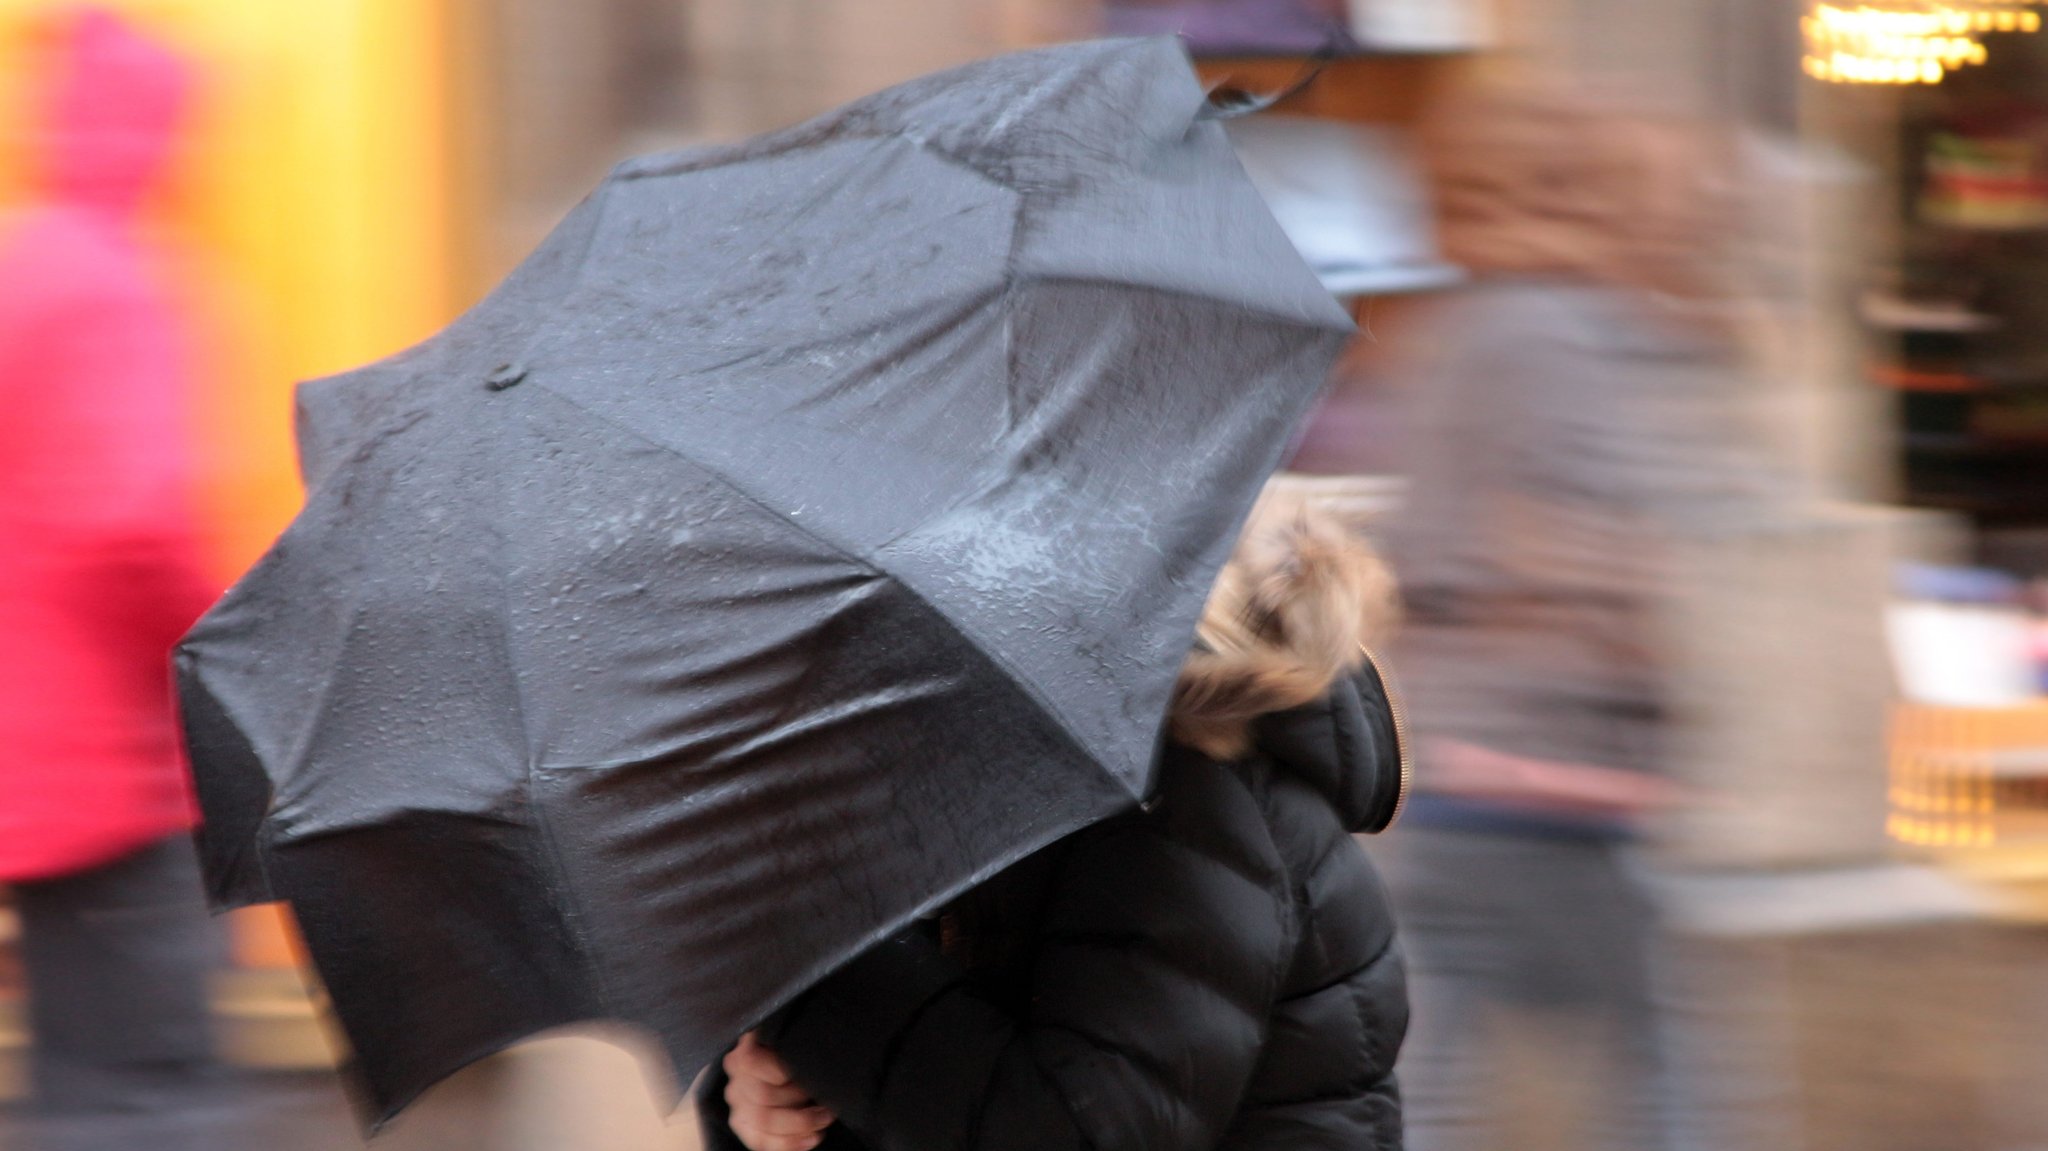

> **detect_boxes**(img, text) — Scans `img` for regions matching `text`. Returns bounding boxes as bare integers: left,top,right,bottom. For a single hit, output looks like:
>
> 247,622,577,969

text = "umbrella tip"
1195,36,1342,122
485,361,529,391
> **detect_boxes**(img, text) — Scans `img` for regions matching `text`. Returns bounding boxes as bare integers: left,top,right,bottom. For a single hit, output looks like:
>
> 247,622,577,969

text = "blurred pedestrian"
0,8,226,1149
1375,77,1783,1151
699,488,1411,1151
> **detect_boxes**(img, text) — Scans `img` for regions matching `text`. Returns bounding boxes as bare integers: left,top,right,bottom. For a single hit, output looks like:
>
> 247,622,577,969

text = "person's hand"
724,1031,836,1151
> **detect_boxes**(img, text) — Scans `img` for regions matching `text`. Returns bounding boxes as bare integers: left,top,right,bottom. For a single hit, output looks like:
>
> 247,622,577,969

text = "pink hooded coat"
0,8,218,880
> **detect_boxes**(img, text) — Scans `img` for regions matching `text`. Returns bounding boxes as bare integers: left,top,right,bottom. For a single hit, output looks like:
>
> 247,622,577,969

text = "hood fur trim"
1169,482,1399,760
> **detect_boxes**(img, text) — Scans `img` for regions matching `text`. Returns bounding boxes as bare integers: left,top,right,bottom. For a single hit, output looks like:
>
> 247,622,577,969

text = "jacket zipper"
1357,642,1413,829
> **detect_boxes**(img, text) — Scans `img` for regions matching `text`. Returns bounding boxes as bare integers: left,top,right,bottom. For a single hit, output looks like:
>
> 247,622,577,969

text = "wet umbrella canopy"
176,37,1352,1124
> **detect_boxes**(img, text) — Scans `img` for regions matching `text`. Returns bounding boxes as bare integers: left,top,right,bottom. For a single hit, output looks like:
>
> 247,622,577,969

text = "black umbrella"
176,37,1351,1125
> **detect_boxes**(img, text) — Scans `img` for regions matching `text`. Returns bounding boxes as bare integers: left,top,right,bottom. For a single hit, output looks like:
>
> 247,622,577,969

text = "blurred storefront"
0,0,474,1094
1,1,2044,1147
1672,6,2048,1148
0,0,470,571
0,1,1197,1139
1793,0,2048,906
1175,4,2048,1151
467,0,1098,289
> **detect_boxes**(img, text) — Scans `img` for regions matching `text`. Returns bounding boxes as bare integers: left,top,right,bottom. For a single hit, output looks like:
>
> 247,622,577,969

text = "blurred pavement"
0,1031,702,1151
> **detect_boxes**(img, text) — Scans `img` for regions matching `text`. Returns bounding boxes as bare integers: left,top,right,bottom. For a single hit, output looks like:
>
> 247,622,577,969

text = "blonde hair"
1168,482,1399,760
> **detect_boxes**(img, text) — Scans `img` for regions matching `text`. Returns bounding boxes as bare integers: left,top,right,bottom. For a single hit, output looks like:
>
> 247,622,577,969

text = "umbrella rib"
270,406,487,801
615,125,1011,195
1014,271,1353,335
486,452,542,801
520,384,1115,778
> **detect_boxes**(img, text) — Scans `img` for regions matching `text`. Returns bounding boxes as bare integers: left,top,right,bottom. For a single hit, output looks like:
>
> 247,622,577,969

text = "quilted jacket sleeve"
757,760,1292,1151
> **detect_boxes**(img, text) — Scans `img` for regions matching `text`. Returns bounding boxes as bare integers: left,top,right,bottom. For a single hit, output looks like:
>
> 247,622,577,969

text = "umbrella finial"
1195,37,1340,122
485,361,529,391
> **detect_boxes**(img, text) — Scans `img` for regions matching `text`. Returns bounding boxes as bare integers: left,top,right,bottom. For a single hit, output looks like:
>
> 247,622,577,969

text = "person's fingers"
733,1128,823,1151
725,1033,794,1086
754,1042,801,1087
742,1102,836,1137
740,1032,797,1085
724,1029,832,1151
728,1101,834,1151
727,1071,815,1109
728,1114,824,1151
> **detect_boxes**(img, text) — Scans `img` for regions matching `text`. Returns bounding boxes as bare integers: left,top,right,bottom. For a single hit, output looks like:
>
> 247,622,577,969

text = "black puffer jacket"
699,662,1408,1151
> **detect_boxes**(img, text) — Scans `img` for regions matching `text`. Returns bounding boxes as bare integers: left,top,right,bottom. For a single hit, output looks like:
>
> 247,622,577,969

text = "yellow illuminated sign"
1804,1,2040,84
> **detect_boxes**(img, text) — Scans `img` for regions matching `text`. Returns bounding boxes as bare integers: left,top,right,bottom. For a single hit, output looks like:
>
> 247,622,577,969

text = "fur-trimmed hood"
1168,482,1407,832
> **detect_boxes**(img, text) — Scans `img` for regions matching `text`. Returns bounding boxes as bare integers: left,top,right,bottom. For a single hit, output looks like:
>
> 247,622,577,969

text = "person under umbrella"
174,36,1374,1133
709,486,1410,1151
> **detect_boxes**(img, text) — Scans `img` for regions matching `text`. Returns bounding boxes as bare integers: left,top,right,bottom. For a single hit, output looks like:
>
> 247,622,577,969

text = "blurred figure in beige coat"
1376,76,1786,1151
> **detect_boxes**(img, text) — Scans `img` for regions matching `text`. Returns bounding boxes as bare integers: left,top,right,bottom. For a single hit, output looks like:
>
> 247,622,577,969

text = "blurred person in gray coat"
1377,77,1786,1151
